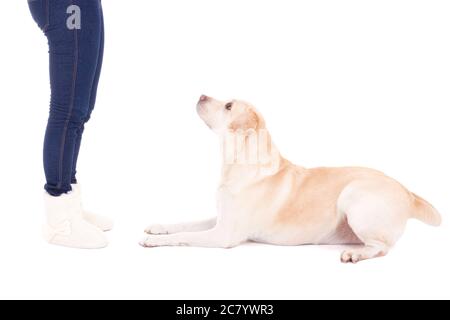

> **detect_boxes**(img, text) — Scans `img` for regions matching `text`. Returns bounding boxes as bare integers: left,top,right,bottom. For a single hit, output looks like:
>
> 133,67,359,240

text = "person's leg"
71,2,105,184
29,0,108,248
68,2,113,232
44,0,103,196
56,1,113,232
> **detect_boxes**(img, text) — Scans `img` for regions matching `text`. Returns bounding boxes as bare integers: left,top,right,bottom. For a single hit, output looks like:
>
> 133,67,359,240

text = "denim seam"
57,6,78,191
42,0,50,32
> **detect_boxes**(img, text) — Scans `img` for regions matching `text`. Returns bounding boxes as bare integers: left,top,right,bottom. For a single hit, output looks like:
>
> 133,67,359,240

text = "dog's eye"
225,102,233,111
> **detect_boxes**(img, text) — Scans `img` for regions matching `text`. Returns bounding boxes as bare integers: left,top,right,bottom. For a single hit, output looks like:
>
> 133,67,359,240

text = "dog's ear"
229,109,264,131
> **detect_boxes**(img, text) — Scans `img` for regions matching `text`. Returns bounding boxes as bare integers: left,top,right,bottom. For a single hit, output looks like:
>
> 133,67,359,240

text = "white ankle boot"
43,190,108,249
71,184,114,232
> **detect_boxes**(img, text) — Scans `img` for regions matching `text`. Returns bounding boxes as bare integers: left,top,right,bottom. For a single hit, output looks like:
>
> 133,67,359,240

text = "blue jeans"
28,0,104,196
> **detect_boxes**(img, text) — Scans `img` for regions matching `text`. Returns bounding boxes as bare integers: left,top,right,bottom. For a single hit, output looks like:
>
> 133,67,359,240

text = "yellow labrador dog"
141,95,441,263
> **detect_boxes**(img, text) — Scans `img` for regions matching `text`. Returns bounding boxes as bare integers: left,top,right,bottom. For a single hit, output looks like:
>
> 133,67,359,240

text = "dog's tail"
410,193,442,226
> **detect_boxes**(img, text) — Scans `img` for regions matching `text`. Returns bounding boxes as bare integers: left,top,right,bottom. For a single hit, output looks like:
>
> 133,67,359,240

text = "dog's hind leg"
145,218,217,235
337,180,409,263
340,240,390,264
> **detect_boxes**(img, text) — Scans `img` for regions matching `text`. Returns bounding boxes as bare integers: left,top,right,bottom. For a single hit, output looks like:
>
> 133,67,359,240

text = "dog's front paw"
144,224,169,235
139,235,188,248
139,236,159,248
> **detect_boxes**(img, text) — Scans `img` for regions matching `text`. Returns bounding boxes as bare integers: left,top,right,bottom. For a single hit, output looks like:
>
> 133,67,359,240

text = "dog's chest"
216,181,291,222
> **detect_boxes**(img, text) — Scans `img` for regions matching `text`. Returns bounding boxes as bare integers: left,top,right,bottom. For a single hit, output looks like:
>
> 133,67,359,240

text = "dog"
140,95,441,263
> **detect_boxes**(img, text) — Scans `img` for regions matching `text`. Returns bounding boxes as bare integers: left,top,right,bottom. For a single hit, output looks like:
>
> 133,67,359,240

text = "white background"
0,0,449,300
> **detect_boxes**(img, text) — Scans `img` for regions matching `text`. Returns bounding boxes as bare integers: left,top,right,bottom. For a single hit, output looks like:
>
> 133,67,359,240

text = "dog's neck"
219,128,285,191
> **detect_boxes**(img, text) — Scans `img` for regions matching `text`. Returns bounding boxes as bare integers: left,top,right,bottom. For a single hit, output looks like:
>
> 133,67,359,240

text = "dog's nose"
199,95,209,102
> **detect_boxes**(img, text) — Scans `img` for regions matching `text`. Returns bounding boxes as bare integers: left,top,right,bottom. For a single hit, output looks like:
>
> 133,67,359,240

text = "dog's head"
196,95,265,134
